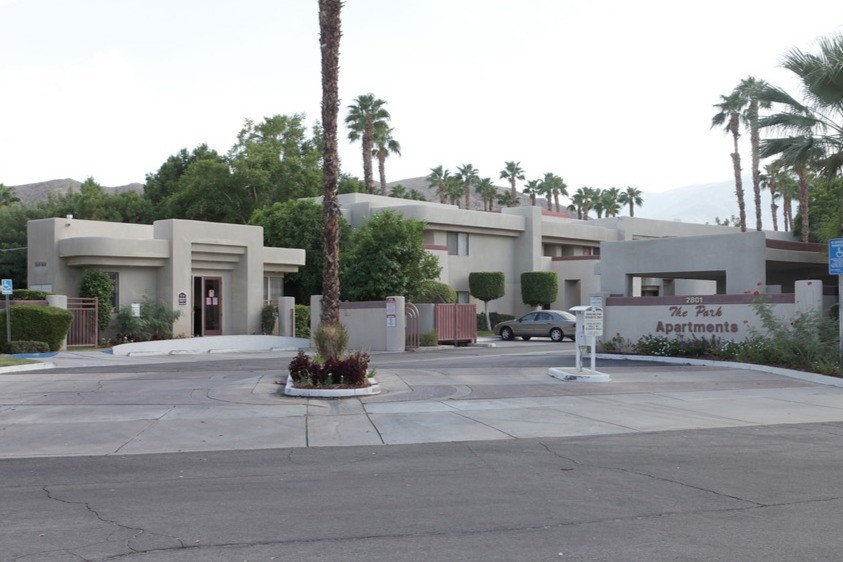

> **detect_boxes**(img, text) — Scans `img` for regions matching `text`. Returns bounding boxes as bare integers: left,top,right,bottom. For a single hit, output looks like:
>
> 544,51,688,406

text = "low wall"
310,296,406,352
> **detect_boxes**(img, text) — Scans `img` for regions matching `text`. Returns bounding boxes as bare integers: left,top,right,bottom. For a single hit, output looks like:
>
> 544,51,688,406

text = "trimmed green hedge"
0,305,73,351
0,340,50,354
12,289,49,300
295,304,311,338
468,272,505,302
520,271,558,307
413,281,457,304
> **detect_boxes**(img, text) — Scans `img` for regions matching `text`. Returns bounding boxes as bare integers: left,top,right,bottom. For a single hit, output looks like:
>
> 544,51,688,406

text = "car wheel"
550,328,564,342
521,336,532,341
500,327,514,341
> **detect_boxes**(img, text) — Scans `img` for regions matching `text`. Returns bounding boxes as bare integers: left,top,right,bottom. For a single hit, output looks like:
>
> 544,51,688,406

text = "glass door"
201,276,222,336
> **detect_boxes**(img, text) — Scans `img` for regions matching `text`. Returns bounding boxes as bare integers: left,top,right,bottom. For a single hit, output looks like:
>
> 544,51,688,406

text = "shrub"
520,271,558,308
420,330,439,347
0,305,73,351
598,333,636,354
413,281,457,304
0,340,50,354
261,304,278,335
288,350,318,383
79,270,114,333
469,272,505,331
477,312,515,331
295,304,311,338
313,323,347,360
114,297,181,342
12,289,48,300
287,349,370,387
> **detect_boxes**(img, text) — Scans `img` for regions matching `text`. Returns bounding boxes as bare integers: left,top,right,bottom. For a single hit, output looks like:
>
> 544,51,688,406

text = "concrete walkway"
3,342,843,458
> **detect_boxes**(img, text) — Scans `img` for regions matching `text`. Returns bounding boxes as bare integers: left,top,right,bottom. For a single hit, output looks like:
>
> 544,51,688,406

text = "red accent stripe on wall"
423,244,448,251
765,239,826,252
551,255,600,261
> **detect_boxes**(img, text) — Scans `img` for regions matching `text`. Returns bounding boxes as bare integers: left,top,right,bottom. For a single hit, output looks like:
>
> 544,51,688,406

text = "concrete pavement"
3,342,843,458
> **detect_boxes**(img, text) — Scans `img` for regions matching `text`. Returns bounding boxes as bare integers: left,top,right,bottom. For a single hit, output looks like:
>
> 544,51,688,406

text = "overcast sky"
2,0,841,193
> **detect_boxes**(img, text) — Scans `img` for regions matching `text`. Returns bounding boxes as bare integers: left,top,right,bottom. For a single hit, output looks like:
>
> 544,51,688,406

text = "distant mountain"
9,179,143,205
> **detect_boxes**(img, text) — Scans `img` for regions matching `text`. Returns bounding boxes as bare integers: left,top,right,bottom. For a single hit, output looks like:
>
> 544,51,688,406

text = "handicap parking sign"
1,279,12,295
830,239,843,275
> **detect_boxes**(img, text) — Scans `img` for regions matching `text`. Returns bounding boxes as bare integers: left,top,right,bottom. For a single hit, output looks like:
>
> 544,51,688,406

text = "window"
456,291,470,304
106,272,119,311
447,232,469,256
264,276,284,302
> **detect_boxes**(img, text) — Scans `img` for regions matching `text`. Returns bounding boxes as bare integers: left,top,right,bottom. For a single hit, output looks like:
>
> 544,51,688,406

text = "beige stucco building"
27,217,304,337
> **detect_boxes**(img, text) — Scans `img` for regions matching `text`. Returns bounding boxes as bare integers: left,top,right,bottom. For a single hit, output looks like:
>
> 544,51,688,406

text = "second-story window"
447,232,469,256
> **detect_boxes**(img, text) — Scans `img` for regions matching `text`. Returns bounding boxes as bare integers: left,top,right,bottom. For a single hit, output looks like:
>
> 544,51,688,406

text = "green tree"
455,163,479,210
79,270,114,333
427,165,450,204
319,0,343,327
372,126,401,194
540,173,568,212
164,158,250,223
496,190,520,208
617,186,644,217
711,90,748,232
520,271,558,309
737,77,772,231
341,210,440,301
499,160,525,201
345,93,391,194
144,144,219,208
522,179,541,206
475,177,497,211
445,175,464,207
469,272,505,331
0,184,21,207
597,187,621,218
250,199,349,303
0,204,45,287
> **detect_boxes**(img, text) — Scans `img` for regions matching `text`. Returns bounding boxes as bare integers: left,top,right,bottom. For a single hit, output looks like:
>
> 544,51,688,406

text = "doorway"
193,276,222,336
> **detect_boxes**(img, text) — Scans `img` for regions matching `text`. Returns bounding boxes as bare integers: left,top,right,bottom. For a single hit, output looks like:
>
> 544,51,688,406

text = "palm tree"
568,188,591,220
345,93,391,194
540,173,567,212
372,126,401,195
444,175,464,207
711,90,747,232
318,0,342,326
496,190,520,208
599,187,621,218
617,186,643,217
760,163,783,231
737,77,772,231
426,165,450,204
499,161,525,201
522,179,541,206
778,171,798,232
538,177,554,211
455,163,480,210
475,177,497,211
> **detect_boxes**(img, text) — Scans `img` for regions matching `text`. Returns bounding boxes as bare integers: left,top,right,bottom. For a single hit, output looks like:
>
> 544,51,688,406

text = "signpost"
571,304,603,373
2,278,12,343
830,239,843,367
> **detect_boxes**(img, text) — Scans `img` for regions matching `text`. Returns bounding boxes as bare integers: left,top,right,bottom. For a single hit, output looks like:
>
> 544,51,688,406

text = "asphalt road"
3,343,843,561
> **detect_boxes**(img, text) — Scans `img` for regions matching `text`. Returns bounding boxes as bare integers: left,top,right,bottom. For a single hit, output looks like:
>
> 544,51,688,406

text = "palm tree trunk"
749,101,762,231
729,118,747,232
769,179,778,231
629,202,634,217
797,165,810,243
510,179,516,200
319,0,342,327
554,193,560,212
465,185,470,210
378,154,387,194
438,182,445,204
362,124,374,194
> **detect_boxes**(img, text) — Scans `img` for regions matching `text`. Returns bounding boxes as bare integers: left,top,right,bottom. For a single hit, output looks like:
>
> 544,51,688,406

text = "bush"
0,340,50,354
12,289,48,300
114,298,181,342
521,271,558,308
261,304,278,335
470,272,505,331
287,349,370,387
295,304,311,338
313,323,347,360
0,305,73,351
477,312,515,331
420,330,439,346
412,281,456,304
79,270,114,333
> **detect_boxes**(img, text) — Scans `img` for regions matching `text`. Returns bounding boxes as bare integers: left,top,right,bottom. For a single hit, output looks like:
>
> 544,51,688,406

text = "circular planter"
283,376,381,397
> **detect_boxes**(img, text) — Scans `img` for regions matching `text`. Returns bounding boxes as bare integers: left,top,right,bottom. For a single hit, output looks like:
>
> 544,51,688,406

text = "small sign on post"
2,279,12,343
831,239,843,368
583,309,604,337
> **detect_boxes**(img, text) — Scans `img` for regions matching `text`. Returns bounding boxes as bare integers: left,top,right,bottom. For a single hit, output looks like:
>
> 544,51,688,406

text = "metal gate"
405,302,420,349
67,297,98,347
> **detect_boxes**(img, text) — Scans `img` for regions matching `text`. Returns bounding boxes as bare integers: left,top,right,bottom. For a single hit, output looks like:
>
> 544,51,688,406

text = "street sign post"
2,279,12,343
832,239,843,367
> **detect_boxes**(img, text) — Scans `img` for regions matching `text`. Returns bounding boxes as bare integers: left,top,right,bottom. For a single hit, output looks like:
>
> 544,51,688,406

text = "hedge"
520,271,558,308
0,305,73,351
413,281,457,304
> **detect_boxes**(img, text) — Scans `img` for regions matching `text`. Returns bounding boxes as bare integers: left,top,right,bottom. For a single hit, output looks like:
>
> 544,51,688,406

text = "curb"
0,361,55,374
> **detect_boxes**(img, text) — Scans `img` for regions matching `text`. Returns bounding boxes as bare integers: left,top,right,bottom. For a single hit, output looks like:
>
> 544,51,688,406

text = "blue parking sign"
830,239,843,275
1,279,12,295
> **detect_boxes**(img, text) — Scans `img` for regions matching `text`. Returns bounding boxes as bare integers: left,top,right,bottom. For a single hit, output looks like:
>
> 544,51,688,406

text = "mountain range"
8,177,780,230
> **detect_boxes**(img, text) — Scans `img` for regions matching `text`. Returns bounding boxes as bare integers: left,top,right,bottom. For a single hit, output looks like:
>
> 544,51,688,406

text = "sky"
1,0,842,193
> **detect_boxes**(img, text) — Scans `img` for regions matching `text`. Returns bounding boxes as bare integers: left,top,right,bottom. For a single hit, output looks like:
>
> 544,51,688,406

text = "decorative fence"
66,297,98,347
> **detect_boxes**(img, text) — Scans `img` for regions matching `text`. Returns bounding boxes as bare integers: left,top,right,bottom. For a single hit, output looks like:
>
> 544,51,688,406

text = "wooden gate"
405,302,420,349
434,303,477,344
67,297,98,347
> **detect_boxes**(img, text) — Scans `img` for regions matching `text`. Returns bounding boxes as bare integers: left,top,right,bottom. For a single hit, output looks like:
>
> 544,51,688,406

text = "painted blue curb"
11,352,58,359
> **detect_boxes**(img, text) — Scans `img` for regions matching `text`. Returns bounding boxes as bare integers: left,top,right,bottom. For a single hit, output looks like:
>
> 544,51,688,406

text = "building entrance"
193,276,222,336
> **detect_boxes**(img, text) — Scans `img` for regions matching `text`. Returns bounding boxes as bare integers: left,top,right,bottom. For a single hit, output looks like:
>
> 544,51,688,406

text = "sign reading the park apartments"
655,304,740,335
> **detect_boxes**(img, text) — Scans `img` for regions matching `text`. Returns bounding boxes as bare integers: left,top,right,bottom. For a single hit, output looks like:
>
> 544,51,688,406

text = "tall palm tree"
345,93,391,194
522,179,541,206
568,187,592,220
426,166,450,204
541,173,568,212
475,177,497,211
737,77,772,231
444,175,464,207
600,187,621,217
760,162,784,231
496,190,520,208
372,126,401,195
711,90,747,232
318,0,342,326
499,161,525,201
455,163,480,210
778,171,799,233
617,186,643,217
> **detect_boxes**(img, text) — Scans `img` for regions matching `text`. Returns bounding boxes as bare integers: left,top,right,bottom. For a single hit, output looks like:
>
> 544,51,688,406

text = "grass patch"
0,355,39,367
